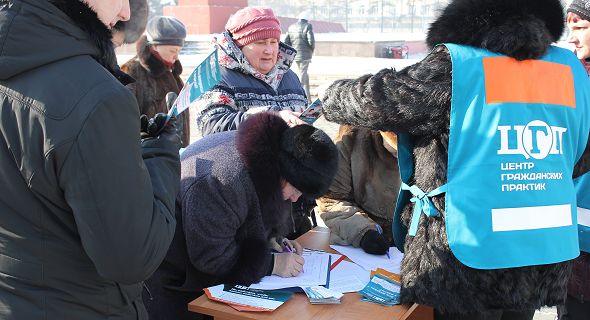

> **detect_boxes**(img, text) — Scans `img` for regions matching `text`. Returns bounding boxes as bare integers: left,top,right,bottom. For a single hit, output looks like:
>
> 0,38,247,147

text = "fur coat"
122,36,191,146
144,113,292,320
322,0,577,314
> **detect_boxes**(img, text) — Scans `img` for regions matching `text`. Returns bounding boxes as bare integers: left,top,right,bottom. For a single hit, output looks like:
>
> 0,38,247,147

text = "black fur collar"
427,0,565,60
236,113,291,239
136,36,183,77
49,0,132,84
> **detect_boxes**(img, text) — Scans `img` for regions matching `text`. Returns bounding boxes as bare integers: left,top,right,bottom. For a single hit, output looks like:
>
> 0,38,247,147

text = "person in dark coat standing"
0,1,181,319
144,112,338,320
320,0,590,319
558,2,590,319
284,11,315,101
122,16,191,147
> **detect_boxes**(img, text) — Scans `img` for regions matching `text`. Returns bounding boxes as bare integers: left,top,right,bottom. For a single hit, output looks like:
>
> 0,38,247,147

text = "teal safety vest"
393,44,590,269
575,172,590,253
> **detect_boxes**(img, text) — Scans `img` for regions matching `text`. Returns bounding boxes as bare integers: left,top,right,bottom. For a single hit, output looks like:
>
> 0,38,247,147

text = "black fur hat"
113,0,149,44
279,125,338,198
427,0,565,60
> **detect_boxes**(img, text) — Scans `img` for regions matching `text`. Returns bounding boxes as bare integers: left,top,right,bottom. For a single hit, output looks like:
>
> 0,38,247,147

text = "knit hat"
146,16,187,47
113,0,149,44
568,0,590,21
225,7,281,47
279,124,338,198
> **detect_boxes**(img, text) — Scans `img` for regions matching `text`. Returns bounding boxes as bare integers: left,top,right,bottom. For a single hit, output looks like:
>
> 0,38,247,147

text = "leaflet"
203,284,293,312
359,274,401,306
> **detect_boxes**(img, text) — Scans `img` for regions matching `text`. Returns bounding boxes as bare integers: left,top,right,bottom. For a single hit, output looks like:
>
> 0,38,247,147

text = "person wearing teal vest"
319,0,590,319
557,3,590,319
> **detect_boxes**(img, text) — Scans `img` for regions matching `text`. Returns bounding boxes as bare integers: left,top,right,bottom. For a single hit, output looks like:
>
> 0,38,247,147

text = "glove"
140,92,179,139
360,229,389,255
272,253,305,278
140,113,172,139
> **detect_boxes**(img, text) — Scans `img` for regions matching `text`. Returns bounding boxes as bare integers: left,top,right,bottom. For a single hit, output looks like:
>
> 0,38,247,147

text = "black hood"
0,0,123,80
427,0,565,60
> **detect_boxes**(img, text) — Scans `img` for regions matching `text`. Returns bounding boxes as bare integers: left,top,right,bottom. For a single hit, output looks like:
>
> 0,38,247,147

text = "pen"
282,238,294,253
375,224,390,260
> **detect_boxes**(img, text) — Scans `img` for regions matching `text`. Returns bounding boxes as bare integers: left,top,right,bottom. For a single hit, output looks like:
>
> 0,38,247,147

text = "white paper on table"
330,245,403,274
249,251,330,290
328,260,370,293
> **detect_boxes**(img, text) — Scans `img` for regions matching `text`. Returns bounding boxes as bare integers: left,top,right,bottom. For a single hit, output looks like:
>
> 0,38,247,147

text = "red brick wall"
163,0,247,34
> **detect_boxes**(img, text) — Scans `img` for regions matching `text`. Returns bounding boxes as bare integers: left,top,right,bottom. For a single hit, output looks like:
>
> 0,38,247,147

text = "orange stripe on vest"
483,57,576,108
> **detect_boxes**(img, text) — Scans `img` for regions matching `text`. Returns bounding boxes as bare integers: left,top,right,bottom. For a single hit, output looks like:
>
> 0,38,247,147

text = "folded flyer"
204,284,293,312
359,273,401,306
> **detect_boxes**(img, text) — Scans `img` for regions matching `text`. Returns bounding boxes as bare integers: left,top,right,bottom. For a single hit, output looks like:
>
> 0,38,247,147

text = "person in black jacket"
285,11,315,102
0,1,181,319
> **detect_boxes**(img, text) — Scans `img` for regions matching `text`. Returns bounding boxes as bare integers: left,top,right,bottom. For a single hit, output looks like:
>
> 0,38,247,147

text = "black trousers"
558,295,590,320
435,309,535,320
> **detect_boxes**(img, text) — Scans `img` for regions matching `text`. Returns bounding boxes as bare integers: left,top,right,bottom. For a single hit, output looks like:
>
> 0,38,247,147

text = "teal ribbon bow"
401,183,447,236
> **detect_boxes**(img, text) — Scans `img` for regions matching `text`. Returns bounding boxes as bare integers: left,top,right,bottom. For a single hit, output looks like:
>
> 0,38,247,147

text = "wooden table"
188,227,433,320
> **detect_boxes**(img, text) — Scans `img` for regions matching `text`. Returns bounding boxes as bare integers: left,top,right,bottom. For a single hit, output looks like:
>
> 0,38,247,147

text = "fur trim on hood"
49,0,133,84
236,113,292,238
427,0,565,60
136,35,183,78
113,0,149,44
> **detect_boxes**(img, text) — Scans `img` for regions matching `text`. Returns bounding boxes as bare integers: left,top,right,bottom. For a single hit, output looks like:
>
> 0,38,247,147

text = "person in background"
0,1,181,319
194,6,313,239
317,125,399,255
557,2,590,319
144,112,338,320
284,11,315,101
122,15,191,147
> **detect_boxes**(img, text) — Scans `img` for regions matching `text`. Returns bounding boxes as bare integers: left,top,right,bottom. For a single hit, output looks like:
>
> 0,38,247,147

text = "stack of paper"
249,250,331,290
203,284,293,312
330,245,403,274
328,260,370,293
302,285,343,304
359,270,402,306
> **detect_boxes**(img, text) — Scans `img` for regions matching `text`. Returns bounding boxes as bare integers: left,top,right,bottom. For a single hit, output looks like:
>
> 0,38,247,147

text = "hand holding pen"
282,238,303,255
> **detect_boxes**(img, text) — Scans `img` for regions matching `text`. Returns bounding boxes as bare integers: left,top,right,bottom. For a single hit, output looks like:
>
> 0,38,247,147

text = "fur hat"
225,7,281,47
426,0,564,60
568,0,590,21
279,124,338,198
113,0,149,44
146,16,187,47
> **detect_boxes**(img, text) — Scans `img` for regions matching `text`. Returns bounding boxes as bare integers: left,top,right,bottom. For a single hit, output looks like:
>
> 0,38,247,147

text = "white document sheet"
330,245,403,274
249,251,330,290
328,260,370,293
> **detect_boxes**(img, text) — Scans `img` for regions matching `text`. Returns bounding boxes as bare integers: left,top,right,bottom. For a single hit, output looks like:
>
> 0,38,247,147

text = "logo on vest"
497,120,567,160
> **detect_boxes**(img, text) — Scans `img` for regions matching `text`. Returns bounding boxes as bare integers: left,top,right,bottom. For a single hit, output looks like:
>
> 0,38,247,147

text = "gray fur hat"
146,16,187,47
568,0,590,21
279,124,338,198
113,0,149,44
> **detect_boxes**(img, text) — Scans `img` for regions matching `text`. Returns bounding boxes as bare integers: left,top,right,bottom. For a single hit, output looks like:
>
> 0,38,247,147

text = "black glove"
140,92,179,139
140,113,174,139
360,229,389,255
